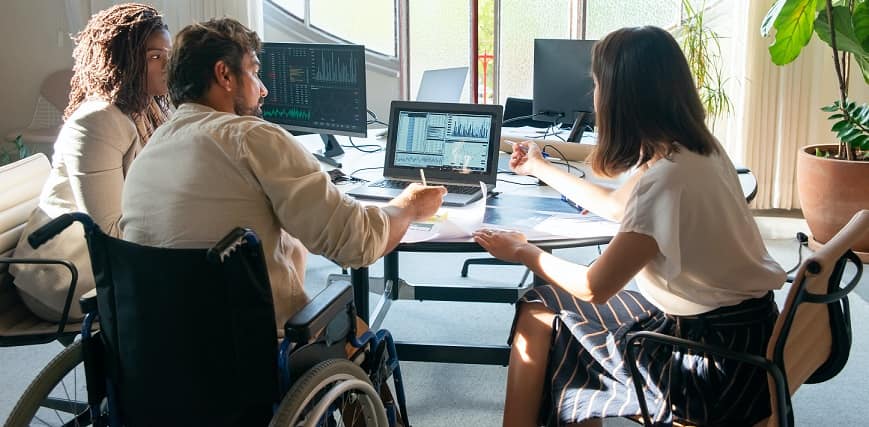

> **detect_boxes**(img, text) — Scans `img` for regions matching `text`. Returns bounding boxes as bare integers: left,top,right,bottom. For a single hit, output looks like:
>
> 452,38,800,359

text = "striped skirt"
513,287,778,427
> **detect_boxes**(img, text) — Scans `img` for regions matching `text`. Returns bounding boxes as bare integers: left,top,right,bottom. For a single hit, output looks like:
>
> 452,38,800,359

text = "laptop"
416,66,469,102
349,101,503,206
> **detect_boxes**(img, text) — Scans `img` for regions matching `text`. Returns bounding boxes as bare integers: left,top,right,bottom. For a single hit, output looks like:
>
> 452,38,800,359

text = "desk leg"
384,252,399,300
351,267,369,323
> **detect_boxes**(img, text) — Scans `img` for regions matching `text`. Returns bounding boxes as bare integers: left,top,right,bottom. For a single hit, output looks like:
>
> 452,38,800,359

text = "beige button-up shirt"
121,103,390,325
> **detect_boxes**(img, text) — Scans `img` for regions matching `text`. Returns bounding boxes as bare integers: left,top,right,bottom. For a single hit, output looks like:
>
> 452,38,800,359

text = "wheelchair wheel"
270,358,388,427
4,341,91,427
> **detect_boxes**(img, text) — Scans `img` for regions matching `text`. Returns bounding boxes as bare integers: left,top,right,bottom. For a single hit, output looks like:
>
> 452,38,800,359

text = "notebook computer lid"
383,101,503,188
416,67,469,102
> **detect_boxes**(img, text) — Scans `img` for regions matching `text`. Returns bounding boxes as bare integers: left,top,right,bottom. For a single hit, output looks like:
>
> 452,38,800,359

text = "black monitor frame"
532,39,596,142
260,42,368,167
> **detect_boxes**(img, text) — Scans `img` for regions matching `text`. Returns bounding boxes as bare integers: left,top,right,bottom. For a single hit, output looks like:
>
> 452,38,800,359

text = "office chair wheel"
270,358,388,427
5,341,91,427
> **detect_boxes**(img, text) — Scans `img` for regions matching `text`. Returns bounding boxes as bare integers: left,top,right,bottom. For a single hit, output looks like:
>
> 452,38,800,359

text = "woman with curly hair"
12,3,172,322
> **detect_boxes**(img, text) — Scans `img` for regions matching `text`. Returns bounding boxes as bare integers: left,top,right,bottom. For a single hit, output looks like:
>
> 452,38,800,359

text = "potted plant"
762,0,869,260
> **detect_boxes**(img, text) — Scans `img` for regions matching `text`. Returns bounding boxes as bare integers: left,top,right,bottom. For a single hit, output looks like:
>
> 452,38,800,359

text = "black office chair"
7,213,410,427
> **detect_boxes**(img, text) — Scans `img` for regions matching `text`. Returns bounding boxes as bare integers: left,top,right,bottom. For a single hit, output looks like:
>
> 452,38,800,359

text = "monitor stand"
566,112,595,143
313,134,344,168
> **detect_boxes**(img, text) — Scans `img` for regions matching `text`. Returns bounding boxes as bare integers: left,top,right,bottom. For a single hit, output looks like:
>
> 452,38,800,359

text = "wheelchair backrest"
86,228,280,426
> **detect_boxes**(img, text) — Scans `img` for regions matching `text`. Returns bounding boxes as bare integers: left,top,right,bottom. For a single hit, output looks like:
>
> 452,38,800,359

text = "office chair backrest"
87,228,279,426
761,209,867,427
0,154,63,345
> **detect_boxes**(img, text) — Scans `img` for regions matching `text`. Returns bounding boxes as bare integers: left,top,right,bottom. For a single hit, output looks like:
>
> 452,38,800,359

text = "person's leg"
503,302,555,427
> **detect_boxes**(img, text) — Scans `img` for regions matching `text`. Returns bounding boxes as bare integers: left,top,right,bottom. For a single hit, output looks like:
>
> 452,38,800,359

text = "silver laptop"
416,67,469,102
348,101,503,206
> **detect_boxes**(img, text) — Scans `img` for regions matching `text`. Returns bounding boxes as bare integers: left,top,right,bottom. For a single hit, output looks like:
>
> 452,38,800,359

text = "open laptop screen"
385,101,503,186
393,111,491,174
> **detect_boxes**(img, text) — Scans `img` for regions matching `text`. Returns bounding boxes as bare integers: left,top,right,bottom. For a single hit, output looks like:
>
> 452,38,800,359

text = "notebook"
348,101,503,206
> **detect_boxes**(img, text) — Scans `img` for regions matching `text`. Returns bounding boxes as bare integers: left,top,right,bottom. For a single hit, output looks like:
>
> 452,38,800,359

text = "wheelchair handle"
28,213,97,249
206,227,261,264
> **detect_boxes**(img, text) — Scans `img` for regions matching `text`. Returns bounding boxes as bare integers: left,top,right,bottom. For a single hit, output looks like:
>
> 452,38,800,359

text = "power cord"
342,136,382,153
349,166,384,181
542,144,586,178
785,232,810,275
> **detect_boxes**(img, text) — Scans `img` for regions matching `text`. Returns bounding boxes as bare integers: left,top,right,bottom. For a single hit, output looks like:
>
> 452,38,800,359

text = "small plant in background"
0,135,30,166
677,0,733,130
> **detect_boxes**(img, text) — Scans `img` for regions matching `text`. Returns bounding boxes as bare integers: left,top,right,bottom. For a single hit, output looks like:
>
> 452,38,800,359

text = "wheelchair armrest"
284,280,354,343
79,288,98,315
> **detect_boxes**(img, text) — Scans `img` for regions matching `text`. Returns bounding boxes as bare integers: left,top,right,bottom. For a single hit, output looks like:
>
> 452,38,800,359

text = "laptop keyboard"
371,179,479,195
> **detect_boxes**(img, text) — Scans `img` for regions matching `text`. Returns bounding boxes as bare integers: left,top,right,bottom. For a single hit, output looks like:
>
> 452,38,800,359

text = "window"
408,0,471,102
269,0,397,57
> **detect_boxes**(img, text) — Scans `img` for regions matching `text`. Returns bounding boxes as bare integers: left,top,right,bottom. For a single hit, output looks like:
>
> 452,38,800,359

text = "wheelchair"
5,213,410,427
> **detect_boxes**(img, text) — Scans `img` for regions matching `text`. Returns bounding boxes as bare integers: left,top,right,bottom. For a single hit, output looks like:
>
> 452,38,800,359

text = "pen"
420,169,427,186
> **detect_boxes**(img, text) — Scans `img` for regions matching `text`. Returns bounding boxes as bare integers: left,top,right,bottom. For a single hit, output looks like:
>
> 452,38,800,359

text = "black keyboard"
371,179,479,195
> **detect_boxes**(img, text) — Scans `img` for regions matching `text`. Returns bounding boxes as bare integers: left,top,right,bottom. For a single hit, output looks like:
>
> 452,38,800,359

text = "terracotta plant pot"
797,144,869,261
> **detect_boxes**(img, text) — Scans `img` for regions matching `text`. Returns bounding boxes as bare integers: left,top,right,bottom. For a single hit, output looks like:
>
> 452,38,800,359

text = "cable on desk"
543,144,586,179
366,109,388,127
497,177,539,186
342,136,382,153
349,166,384,180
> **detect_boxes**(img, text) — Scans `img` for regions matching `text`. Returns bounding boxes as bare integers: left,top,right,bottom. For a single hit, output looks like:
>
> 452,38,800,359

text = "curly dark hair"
168,18,261,107
66,3,170,121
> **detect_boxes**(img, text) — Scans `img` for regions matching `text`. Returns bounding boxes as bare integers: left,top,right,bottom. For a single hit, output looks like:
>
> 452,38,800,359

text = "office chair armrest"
283,280,354,343
625,331,789,427
0,257,78,340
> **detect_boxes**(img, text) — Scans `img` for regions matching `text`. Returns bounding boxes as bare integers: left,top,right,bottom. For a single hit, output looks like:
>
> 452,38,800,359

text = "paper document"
401,183,487,243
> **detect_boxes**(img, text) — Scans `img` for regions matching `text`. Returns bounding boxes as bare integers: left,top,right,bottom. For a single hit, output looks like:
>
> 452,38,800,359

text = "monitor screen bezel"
532,38,597,125
259,41,368,138
384,100,503,186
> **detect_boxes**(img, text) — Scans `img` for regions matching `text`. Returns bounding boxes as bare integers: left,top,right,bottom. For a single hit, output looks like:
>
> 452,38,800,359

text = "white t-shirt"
619,144,785,315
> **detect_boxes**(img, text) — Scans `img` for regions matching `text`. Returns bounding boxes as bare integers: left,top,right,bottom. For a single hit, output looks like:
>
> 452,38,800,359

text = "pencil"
420,169,427,186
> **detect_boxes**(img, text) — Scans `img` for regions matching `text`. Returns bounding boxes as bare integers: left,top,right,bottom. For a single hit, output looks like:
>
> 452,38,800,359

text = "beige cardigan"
11,100,141,321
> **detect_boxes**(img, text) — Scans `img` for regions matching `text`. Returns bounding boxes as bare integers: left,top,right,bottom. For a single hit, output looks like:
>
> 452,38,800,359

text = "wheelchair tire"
4,341,90,427
270,358,388,427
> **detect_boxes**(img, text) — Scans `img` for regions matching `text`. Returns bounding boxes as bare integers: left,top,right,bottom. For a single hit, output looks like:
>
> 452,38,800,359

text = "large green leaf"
767,0,820,65
855,0,869,52
815,6,867,56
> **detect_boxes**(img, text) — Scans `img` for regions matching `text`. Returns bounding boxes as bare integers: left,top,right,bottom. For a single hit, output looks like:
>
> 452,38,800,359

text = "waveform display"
449,116,490,139
314,51,359,84
262,107,311,121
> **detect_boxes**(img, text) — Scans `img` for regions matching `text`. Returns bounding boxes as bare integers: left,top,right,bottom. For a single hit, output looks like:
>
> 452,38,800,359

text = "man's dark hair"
168,18,261,107
67,3,169,120
589,26,720,178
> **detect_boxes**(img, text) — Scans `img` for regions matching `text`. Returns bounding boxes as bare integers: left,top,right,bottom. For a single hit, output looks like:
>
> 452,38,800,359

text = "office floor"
2,215,867,426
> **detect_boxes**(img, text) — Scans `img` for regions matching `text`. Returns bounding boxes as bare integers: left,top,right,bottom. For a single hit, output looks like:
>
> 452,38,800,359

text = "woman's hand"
509,141,545,176
473,228,533,264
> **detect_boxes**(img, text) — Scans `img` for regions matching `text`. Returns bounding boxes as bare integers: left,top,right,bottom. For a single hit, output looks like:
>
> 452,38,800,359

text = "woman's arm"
60,103,138,237
509,141,645,222
474,229,658,303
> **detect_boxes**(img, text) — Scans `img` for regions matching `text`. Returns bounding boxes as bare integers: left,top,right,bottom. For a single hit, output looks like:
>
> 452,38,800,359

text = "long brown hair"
589,26,719,177
66,3,170,125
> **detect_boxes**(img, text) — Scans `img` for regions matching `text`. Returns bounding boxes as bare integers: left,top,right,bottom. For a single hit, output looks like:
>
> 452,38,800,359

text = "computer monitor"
259,42,368,167
532,39,596,142
416,66,468,102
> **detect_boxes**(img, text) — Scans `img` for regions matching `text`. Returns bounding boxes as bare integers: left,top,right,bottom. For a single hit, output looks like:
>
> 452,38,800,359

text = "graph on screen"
260,42,367,137
393,111,492,172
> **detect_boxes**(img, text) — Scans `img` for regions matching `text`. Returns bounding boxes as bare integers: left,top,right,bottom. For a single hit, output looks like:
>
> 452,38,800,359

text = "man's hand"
472,228,533,264
389,183,446,221
510,141,546,176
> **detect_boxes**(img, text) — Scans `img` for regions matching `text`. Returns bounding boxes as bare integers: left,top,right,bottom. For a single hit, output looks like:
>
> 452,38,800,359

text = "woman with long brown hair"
475,26,785,426
12,3,172,322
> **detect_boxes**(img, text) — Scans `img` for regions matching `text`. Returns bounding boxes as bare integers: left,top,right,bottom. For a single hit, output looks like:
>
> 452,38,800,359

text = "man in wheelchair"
12,214,408,426
119,17,445,329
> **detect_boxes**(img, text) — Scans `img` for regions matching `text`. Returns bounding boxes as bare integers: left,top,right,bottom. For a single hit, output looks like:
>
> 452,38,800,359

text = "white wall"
0,1,74,141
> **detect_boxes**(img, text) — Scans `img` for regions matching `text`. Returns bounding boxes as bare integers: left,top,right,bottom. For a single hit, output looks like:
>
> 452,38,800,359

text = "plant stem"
826,0,854,160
